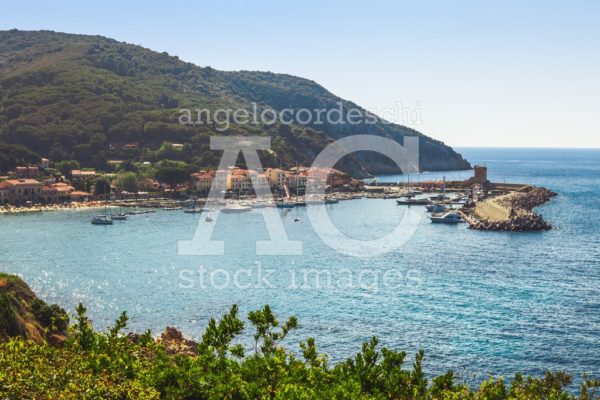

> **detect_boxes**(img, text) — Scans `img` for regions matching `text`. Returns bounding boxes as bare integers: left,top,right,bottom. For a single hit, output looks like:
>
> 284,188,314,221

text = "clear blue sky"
2,0,599,148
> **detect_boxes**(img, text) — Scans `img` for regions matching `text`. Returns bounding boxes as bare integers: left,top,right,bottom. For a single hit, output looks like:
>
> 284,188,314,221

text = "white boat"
429,211,464,224
205,214,214,222
112,213,128,220
221,206,252,213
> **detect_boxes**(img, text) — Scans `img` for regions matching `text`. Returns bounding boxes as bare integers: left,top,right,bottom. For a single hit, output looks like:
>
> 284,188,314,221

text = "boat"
221,206,252,213
396,197,430,205
112,213,128,221
294,217,301,222
184,196,203,213
429,211,464,224
205,214,214,222
276,201,295,208
425,203,446,213
324,198,339,204
91,215,113,225
183,208,203,214
294,200,306,206
91,196,113,225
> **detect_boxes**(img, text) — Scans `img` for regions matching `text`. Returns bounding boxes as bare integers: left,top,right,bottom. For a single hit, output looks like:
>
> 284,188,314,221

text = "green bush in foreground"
0,304,598,400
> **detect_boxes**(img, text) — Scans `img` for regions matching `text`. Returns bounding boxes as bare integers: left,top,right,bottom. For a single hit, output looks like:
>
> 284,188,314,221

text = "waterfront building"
0,181,11,205
191,170,216,195
2,178,45,204
265,168,287,189
41,182,75,203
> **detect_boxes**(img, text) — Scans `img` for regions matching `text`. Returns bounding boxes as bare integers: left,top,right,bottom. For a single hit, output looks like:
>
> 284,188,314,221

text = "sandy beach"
0,202,116,215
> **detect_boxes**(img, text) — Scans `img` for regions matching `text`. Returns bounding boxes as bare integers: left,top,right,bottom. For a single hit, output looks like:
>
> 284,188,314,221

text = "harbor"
1,165,558,232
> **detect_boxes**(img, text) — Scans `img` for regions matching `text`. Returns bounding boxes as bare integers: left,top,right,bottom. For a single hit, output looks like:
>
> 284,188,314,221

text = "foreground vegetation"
0,301,598,399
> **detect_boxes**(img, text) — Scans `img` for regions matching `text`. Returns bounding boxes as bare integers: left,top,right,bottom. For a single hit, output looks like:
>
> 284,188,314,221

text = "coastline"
0,202,117,215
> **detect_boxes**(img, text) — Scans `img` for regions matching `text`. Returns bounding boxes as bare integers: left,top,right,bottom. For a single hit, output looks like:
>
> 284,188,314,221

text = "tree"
94,178,111,196
154,161,191,189
54,160,80,178
116,172,138,193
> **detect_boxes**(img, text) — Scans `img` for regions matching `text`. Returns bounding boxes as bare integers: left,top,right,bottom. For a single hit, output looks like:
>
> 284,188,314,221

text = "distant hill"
0,30,470,177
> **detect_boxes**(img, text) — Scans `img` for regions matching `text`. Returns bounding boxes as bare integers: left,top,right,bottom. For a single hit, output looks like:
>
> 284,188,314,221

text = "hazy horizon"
2,1,599,149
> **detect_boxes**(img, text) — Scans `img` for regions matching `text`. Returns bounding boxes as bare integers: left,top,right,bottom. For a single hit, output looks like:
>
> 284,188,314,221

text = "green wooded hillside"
0,30,470,176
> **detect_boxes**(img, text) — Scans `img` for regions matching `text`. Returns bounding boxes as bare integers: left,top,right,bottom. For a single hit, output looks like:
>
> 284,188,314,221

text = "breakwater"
461,186,557,231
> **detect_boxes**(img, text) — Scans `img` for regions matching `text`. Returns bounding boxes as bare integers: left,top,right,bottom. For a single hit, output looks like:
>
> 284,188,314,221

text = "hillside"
0,273,68,345
0,30,471,176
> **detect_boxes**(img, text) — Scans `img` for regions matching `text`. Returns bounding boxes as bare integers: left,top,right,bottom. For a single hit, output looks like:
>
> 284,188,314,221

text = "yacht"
221,205,252,213
396,197,430,205
429,211,464,224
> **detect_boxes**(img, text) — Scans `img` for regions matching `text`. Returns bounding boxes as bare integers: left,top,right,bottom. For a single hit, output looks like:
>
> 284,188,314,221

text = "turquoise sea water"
1,148,599,380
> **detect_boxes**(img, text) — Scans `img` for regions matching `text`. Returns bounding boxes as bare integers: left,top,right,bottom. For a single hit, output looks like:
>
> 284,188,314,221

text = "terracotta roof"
5,179,44,186
192,170,216,179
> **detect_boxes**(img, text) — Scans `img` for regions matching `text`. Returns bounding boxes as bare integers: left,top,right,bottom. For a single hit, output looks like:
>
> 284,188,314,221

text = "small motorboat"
276,201,295,208
91,215,113,225
294,217,301,222
429,211,464,224
324,198,339,204
112,213,128,221
221,206,252,213
205,214,214,222
183,209,203,214
396,197,430,205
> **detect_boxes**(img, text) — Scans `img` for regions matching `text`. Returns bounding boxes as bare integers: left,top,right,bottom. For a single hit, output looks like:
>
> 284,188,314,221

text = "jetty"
459,184,557,232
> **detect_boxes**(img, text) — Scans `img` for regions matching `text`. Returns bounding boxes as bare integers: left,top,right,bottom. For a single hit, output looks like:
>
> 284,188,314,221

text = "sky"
2,0,599,148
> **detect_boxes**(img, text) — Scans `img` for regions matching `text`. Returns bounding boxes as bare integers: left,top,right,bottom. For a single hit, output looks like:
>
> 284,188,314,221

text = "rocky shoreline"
461,186,557,231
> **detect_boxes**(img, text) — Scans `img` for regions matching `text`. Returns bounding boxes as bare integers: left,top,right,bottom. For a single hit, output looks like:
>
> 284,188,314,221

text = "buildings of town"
191,166,350,196
1,159,353,205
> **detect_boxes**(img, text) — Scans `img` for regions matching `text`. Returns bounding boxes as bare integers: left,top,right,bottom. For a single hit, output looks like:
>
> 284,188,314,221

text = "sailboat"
184,196,203,213
91,194,113,225
111,206,128,220
396,174,429,205
324,170,339,204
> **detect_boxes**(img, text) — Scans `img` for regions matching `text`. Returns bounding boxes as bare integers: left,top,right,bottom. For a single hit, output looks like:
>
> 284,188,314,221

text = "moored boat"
112,213,128,220
221,206,252,213
91,215,113,225
429,211,464,224
396,197,430,205
425,203,446,213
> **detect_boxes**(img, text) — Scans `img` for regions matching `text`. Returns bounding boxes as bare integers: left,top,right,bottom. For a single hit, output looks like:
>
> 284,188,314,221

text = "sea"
1,148,599,382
